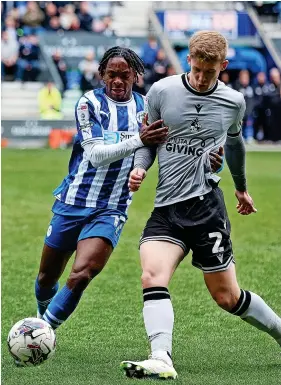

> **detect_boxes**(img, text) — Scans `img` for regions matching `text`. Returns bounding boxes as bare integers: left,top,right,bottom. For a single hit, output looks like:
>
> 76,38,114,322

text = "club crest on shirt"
189,117,202,132
77,103,90,127
136,110,146,124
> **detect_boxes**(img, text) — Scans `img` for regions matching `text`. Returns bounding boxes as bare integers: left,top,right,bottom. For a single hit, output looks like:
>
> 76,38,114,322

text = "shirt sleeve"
227,95,246,137
75,96,103,147
147,83,161,124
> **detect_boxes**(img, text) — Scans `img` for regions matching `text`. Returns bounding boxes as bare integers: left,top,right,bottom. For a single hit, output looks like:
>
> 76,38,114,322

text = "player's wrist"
133,165,147,172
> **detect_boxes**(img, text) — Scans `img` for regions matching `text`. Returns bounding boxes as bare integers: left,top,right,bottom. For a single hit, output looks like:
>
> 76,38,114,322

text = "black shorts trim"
140,235,188,253
192,254,235,273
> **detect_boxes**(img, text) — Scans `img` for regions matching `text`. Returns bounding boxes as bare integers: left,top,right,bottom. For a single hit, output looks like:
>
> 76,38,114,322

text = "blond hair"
189,31,228,62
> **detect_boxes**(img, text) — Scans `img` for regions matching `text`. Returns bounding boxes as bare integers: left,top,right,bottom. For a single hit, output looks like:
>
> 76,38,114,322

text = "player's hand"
235,190,257,215
209,146,224,173
140,113,168,146
128,168,146,192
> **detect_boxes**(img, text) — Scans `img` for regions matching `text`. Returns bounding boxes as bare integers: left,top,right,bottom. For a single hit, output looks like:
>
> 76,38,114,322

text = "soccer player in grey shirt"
121,31,281,380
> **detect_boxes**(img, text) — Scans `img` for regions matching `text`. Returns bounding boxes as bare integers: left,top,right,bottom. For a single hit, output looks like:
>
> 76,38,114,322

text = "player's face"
188,56,228,92
103,57,135,102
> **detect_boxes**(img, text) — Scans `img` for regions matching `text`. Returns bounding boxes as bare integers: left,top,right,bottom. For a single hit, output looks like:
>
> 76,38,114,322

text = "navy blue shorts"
45,204,127,251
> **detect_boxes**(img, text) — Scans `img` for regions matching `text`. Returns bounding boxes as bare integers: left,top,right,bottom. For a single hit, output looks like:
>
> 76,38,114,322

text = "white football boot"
121,350,178,379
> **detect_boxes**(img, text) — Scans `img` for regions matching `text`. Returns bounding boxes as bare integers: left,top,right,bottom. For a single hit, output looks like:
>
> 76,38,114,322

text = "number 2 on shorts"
209,232,224,254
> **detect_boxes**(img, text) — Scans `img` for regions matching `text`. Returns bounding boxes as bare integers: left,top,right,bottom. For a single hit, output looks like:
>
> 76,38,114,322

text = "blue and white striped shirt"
53,88,146,214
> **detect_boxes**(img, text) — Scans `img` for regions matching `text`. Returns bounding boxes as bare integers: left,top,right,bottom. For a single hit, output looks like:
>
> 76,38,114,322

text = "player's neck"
186,73,217,93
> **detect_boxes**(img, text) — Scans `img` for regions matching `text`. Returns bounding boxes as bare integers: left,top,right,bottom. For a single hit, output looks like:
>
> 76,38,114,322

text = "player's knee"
67,264,104,291
141,270,166,289
212,290,238,312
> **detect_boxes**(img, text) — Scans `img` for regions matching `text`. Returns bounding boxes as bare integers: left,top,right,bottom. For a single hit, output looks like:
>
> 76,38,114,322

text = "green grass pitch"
2,149,281,385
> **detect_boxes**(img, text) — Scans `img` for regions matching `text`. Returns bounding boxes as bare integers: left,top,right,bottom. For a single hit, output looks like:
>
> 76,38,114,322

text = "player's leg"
35,244,73,318
121,206,186,379
35,213,80,318
204,263,281,347
43,237,113,329
141,241,184,358
43,212,124,329
192,187,281,347
122,240,183,380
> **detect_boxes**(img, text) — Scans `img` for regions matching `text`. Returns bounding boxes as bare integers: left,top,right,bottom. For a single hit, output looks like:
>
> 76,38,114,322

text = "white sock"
143,287,174,356
233,290,281,346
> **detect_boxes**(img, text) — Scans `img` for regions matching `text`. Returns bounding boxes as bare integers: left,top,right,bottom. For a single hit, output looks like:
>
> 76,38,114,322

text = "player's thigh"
72,237,113,275
44,213,83,252
191,187,234,274
78,211,126,250
72,211,126,272
140,241,184,287
139,206,186,286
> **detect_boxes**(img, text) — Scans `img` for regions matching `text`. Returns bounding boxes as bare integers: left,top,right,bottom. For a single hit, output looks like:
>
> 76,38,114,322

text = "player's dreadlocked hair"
98,46,145,82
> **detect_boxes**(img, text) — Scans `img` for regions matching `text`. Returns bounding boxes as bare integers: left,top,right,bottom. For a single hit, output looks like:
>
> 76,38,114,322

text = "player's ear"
187,55,191,65
221,60,229,71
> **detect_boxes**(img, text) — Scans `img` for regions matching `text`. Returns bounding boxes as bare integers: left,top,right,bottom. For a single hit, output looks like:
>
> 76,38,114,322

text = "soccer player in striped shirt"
34,47,168,331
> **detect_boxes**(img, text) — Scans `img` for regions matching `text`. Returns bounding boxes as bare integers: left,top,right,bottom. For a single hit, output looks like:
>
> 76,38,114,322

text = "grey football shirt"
146,73,246,207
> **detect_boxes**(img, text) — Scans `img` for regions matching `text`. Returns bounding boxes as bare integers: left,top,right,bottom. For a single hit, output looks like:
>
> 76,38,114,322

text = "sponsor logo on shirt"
166,136,216,157
103,131,135,144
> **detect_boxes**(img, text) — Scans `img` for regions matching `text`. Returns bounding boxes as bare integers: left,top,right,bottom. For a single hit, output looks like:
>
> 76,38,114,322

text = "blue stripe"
133,92,145,128
74,162,97,206
53,137,83,201
117,170,133,212
93,88,111,130
96,159,124,208
117,105,129,131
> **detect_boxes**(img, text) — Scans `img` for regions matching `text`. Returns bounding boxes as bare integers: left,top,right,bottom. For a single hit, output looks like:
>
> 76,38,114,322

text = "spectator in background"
47,15,62,31
16,34,40,82
52,49,68,93
141,36,159,69
92,15,115,36
166,64,176,77
1,30,19,80
38,82,63,120
43,2,58,29
253,71,270,141
151,48,169,83
268,84,281,142
78,50,100,92
220,71,233,88
59,4,80,31
269,67,281,93
77,1,93,32
235,69,255,143
267,67,281,141
4,15,18,41
21,1,45,35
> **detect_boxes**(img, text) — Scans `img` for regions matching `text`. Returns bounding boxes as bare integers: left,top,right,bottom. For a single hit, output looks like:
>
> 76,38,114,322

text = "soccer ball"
7,317,56,366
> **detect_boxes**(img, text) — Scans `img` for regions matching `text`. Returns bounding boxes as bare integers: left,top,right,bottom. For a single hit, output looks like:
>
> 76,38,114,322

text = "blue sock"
35,277,59,317
43,285,83,329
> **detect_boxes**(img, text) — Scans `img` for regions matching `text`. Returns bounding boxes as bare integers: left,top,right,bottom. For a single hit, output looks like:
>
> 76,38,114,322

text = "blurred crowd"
1,2,281,143
1,1,117,81
220,68,281,143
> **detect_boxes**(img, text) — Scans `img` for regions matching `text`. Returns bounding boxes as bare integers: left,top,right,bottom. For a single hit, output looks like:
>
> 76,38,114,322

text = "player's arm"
129,84,161,192
76,97,167,168
225,98,257,215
